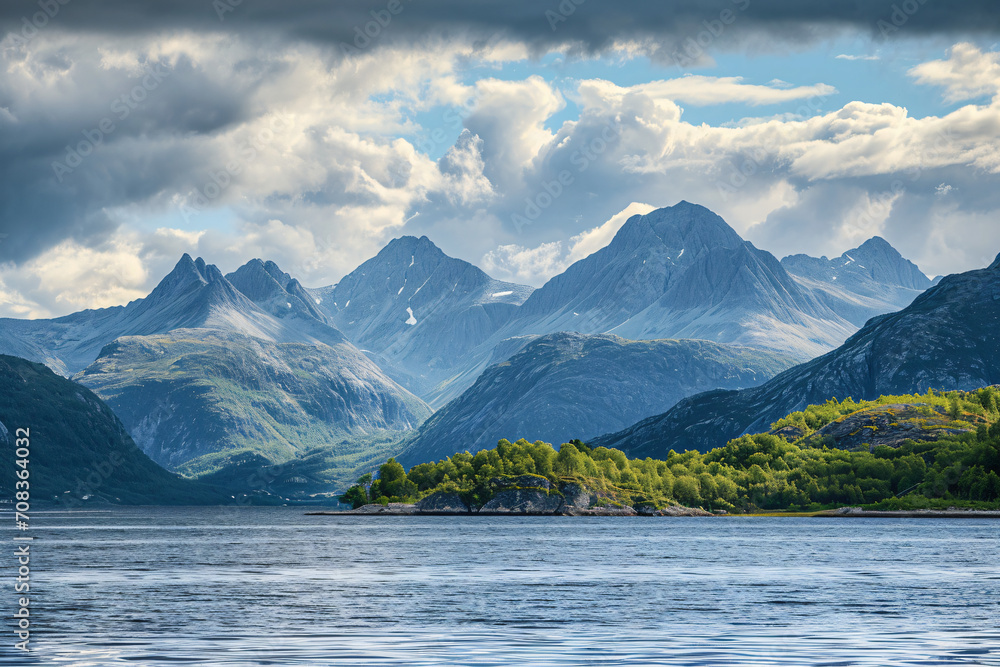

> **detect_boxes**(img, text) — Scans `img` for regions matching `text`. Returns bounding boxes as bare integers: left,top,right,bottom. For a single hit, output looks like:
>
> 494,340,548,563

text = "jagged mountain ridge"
0,255,432,481
0,254,347,375
399,332,797,467
590,252,1000,458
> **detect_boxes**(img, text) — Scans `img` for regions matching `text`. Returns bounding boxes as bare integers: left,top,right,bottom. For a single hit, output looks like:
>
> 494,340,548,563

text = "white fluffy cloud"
909,42,1000,103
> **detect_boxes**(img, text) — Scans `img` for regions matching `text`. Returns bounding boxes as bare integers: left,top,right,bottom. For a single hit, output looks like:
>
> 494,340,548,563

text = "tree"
339,485,368,509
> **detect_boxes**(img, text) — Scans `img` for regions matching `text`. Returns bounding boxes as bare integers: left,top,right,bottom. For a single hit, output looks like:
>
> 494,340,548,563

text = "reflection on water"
2,508,998,666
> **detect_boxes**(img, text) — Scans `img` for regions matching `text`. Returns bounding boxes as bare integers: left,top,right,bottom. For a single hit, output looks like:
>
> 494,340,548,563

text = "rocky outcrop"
593,252,1000,457
481,489,564,514
415,492,470,513
561,482,591,510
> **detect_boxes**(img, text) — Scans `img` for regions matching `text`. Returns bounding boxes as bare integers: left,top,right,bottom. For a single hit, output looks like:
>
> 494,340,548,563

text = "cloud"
481,241,566,286
480,203,656,285
835,54,880,61
3,20,1000,317
632,76,837,106
909,42,1000,103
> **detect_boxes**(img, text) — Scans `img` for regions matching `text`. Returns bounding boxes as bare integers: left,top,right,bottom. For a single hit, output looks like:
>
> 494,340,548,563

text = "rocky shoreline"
305,502,716,517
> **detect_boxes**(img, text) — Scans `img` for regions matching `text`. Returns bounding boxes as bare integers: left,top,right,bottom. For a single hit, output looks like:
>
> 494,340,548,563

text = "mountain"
0,355,223,505
311,235,533,404
781,236,932,327
399,332,797,466
0,255,432,488
75,329,430,472
591,252,1000,458
496,201,858,361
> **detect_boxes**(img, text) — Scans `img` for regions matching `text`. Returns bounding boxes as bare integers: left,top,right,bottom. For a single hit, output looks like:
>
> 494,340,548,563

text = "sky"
1,0,1000,318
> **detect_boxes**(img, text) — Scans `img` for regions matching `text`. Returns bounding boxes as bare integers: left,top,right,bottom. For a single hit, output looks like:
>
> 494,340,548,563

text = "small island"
311,388,1000,518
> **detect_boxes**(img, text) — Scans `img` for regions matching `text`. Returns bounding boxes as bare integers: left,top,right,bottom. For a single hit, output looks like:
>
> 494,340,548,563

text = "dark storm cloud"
2,0,999,55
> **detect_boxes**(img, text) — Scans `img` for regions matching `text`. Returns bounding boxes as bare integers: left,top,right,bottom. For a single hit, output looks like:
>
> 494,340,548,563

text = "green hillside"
0,355,223,505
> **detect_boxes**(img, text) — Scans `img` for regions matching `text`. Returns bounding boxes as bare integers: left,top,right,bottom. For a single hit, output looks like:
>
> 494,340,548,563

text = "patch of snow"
405,307,417,325
832,276,837,281
573,312,579,316
409,255,414,267
844,254,855,264
678,248,685,258
397,285,405,295
492,290,514,298
286,302,292,308
315,297,322,305
345,300,350,308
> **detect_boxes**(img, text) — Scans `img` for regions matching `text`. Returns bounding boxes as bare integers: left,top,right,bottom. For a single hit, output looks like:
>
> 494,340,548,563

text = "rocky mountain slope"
591,252,1000,458
399,332,796,466
311,235,533,404
0,355,222,504
782,236,932,327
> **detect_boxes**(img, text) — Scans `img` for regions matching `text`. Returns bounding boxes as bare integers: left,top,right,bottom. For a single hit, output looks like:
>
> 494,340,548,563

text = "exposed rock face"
400,332,796,466
415,492,470,513
480,489,564,514
561,482,591,510
637,505,714,517
782,236,932,327
311,235,533,406
592,254,1000,457
800,404,984,450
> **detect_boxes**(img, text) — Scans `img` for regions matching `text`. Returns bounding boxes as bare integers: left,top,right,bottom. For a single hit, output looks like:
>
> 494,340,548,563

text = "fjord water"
3,508,998,666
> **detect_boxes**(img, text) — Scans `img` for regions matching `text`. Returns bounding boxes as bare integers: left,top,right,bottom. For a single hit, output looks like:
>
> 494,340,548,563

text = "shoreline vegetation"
324,388,1000,518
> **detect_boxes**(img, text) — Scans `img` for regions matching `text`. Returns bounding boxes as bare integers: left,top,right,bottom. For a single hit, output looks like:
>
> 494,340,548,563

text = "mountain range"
0,201,944,495
591,251,1000,458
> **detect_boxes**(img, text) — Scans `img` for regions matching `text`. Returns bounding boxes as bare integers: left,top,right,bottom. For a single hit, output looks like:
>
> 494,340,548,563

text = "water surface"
2,508,998,665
